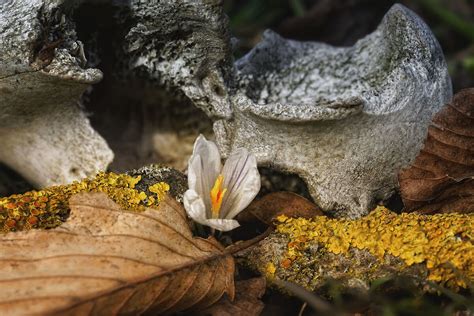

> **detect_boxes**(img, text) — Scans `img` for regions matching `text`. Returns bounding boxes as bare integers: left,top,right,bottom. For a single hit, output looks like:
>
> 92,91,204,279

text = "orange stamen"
210,174,227,218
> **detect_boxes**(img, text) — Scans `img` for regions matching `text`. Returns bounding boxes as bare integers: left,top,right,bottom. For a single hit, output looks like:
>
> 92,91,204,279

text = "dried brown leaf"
237,192,323,225
198,277,266,316
399,88,474,213
0,193,234,315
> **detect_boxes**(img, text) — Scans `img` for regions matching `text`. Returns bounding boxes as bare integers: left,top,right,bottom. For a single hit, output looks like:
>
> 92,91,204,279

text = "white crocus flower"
183,135,261,232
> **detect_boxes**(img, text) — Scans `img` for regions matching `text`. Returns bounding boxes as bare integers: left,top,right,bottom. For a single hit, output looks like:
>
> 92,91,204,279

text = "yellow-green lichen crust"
271,206,473,289
0,172,170,232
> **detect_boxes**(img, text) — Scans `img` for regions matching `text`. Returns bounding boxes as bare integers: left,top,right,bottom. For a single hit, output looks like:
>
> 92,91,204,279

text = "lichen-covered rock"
240,207,473,291
125,2,452,218
127,164,187,202
0,165,181,232
0,0,113,187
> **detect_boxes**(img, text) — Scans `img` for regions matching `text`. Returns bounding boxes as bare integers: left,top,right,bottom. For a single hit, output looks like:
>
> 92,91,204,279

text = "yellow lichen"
275,206,474,289
266,262,276,278
0,172,170,233
148,182,170,204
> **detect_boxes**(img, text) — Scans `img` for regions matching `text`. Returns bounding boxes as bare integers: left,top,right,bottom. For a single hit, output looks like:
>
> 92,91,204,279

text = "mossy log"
240,207,473,291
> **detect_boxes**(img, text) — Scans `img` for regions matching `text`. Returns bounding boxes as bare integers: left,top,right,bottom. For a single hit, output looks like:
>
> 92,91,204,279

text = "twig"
298,302,307,316
275,280,344,316
226,228,273,256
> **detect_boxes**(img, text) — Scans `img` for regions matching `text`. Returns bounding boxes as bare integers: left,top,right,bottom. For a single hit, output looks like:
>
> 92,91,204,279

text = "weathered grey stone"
2,1,450,218
0,0,113,187
219,5,452,217
129,3,451,217
123,0,233,119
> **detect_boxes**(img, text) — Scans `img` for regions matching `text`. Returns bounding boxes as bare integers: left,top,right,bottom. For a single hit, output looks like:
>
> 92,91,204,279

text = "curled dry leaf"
399,88,474,214
0,193,234,315
237,192,323,226
198,277,266,316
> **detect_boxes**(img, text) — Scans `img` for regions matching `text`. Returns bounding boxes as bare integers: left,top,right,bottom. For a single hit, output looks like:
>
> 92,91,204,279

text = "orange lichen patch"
275,207,474,289
280,258,292,269
0,172,170,233
5,219,16,229
27,216,38,225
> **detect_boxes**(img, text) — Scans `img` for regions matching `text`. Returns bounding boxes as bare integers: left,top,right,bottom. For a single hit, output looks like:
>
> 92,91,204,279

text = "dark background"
225,0,474,92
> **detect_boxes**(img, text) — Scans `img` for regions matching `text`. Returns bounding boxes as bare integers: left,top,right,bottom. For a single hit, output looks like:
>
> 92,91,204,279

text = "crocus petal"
183,189,208,225
184,189,240,231
220,148,260,219
187,134,222,214
201,218,240,232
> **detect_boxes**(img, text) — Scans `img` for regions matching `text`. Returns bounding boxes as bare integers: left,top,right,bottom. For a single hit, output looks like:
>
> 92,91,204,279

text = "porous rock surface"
221,4,453,217
128,2,451,217
0,0,113,187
